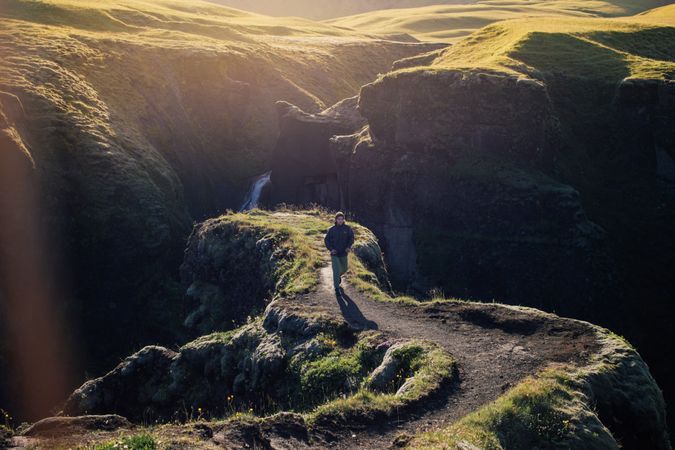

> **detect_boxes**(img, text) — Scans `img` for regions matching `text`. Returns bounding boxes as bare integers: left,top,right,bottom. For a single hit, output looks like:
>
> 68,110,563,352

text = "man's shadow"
336,290,378,330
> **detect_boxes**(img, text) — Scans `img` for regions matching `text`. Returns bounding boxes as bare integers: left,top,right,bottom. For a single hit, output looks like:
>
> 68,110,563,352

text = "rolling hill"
206,0,471,21
327,0,670,42
404,4,675,76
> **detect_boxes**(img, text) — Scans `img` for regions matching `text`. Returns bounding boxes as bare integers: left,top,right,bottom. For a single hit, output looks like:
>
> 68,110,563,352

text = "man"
324,211,355,296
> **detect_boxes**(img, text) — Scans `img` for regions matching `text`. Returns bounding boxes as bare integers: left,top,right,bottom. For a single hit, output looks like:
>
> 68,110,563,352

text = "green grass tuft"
412,369,584,449
307,342,455,425
390,13,675,81
89,433,157,450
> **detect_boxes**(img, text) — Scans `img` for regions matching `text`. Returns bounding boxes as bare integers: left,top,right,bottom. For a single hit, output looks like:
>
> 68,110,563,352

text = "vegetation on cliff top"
202,207,389,296
389,6,675,80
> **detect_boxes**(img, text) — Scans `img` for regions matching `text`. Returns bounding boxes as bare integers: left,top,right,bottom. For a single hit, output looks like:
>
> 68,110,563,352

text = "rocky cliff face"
269,71,614,316
269,98,367,210
180,217,290,336
354,70,615,310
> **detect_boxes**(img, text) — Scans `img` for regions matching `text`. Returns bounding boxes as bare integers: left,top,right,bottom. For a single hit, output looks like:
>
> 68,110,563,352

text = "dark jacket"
324,223,354,257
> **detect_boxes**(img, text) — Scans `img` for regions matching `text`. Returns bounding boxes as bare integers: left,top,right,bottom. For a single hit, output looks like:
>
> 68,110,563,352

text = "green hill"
407,7,675,79
327,0,670,42
207,0,472,21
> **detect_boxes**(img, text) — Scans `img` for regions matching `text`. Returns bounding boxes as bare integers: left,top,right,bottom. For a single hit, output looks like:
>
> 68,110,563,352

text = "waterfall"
240,171,272,211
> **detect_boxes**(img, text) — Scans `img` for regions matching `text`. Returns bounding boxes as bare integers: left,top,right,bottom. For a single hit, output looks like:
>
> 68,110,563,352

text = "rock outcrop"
269,71,613,317
180,219,285,336
22,415,131,438
269,98,367,210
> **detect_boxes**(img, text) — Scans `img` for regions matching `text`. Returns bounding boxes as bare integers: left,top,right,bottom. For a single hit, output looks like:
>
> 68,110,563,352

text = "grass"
0,0,361,38
204,207,335,296
385,9,675,81
87,433,157,450
179,329,237,350
297,338,380,402
307,342,455,426
326,0,668,43
411,368,585,449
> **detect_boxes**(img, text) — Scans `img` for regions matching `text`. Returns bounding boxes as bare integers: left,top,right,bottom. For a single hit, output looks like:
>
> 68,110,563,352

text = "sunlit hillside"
327,0,669,42
635,0,675,21
207,0,469,20
395,5,675,78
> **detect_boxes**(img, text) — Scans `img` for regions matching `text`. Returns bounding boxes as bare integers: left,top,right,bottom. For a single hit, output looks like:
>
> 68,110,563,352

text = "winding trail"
295,265,599,448
10,259,600,450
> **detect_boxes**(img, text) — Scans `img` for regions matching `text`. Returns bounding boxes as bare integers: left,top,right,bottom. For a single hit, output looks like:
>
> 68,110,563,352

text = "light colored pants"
331,255,348,290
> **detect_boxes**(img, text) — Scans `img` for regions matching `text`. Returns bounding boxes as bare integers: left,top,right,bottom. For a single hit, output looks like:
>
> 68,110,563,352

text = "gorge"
0,0,674,448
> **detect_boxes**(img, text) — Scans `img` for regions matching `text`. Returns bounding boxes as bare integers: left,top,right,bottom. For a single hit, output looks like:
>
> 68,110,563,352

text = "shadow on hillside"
336,291,378,330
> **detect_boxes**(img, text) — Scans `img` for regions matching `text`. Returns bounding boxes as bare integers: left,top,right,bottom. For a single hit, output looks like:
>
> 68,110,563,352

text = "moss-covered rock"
60,210,456,429
61,304,452,425
409,315,671,450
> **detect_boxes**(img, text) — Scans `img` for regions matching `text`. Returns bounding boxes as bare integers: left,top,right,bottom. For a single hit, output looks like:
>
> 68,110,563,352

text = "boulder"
22,415,130,437
366,342,407,392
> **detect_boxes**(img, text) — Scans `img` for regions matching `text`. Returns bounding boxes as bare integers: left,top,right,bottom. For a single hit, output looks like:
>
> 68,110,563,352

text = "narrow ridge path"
300,265,599,448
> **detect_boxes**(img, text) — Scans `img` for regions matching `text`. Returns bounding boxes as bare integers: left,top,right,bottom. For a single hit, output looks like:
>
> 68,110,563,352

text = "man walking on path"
324,211,355,296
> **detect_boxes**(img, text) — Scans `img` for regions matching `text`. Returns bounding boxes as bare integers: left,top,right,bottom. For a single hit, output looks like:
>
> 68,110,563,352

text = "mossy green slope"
0,0,435,411
390,7,675,80
409,325,670,449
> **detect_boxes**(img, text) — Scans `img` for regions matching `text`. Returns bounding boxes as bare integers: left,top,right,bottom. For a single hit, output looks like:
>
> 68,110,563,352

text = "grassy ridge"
382,7,675,81
327,0,669,42
0,0,363,38
208,0,469,21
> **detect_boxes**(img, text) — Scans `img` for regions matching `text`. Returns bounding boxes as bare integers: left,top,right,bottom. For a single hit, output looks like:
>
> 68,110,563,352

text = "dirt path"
302,265,599,448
